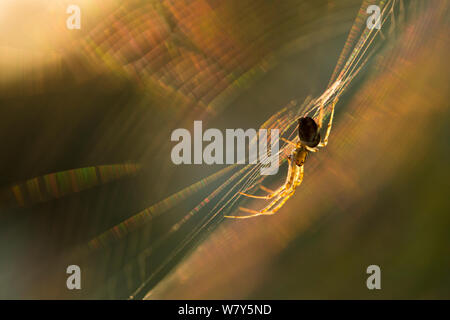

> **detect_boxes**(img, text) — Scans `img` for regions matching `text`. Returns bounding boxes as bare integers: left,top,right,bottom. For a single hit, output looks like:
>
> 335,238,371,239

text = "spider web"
59,0,401,299
127,0,402,299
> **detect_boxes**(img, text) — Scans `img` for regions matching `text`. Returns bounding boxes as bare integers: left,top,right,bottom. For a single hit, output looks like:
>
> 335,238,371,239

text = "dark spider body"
293,117,320,166
298,117,321,148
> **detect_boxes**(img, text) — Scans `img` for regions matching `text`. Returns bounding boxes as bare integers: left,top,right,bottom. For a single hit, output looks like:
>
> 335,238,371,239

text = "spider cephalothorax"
298,117,320,148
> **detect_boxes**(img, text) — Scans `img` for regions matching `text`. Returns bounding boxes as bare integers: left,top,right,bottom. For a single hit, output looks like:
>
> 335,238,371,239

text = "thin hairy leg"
226,164,301,219
226,165,300,219
294,165,304,187
281,137,298,148
238,156,294,200
318,98,337,147
234,190,295,218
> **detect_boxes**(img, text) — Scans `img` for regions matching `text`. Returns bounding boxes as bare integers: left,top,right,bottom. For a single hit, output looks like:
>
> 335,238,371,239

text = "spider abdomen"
298,117,321,147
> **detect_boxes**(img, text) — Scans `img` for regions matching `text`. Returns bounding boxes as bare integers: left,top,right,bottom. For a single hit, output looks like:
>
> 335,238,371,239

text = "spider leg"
317,104,325,130
226,164,301,219
238,187,284,200
238,155,294,200
256,165,303,216
262,189,296,215
281,137,298,148
294,164,304,187
259,185,275,193
305,146,318,153
223,210,262,219
318,98,337,148
241,184,277,197
256,163,301,212
226,191,291,219
229,185,297,218
225,192,284,218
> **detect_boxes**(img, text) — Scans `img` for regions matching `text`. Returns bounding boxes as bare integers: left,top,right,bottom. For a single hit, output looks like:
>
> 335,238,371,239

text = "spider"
225,98,338,219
